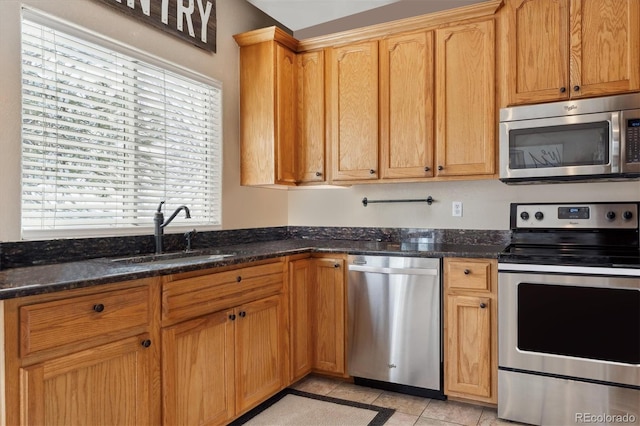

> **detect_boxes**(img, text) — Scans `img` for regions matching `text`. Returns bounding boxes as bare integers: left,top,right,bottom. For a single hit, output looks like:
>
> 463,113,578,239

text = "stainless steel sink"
110,251,235,266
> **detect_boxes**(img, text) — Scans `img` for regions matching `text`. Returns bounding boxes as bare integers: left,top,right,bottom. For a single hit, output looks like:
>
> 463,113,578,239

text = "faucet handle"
156,201,165,213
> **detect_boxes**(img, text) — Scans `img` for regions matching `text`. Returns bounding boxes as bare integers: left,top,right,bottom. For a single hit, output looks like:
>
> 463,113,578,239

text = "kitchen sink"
110,251,235,266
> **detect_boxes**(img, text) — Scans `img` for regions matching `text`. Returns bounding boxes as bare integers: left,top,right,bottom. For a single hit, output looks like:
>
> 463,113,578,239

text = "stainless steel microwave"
499,93,640,183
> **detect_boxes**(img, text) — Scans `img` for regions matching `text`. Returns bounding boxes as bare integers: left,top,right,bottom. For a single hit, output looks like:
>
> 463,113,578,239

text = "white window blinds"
21,12,222,239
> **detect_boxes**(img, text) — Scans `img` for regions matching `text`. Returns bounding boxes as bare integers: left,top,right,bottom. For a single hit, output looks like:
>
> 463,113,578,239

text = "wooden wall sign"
93,0,216,52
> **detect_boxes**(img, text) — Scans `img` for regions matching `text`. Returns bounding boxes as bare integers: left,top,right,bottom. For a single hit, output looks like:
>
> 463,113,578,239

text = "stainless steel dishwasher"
347,255,444,399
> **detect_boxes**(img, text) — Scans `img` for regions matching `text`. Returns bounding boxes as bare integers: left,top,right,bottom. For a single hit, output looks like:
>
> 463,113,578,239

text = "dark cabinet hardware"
229,314,236,321
369,169,376,175
334,263,340,268
463,269,470,275
362,196,435,207
315,171,322,177
93,304,105,313
424,166,430,172
479,303,487,309
236,276,242,283
141,339,152,348
560,87,566,93
239,311,247,318
438,165,444,171
573,85,580,91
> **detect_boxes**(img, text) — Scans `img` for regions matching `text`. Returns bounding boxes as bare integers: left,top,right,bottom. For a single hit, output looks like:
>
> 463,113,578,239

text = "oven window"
517,283,639,364
509,122,609,169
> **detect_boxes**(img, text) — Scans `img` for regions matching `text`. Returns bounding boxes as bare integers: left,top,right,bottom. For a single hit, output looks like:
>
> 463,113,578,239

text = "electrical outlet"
452,201,463,217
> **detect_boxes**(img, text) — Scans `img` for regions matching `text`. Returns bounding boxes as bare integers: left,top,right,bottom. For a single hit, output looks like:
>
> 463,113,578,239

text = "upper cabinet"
234,28,298,186
297,50,327,184
327,41,380,182
379,31,435,179
435,20,496,176
505,0,640,105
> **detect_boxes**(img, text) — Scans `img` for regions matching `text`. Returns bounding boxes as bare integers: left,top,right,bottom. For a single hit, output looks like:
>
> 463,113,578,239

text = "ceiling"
246,0,486,39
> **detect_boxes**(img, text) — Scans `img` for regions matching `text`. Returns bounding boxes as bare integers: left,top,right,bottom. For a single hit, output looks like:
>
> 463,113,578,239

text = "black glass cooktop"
499,245,640,268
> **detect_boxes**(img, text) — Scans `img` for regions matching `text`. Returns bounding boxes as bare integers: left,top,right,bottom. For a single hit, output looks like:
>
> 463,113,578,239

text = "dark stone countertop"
0,239,506,300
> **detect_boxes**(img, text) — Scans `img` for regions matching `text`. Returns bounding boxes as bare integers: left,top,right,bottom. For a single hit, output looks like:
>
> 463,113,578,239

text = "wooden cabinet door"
276,44,298,184
328,41,379,181
505,0,570,104
289,258,313,382
435,20,496,176
311,257,345,374
235,295,284,413
380,31,435,179
162,311,235,426
570,0,640,98
21,335,154,426
298,51,326,183
445,294,492,399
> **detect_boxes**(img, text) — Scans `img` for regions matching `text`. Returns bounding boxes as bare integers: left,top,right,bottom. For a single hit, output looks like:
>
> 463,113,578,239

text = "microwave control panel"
626,118,640,163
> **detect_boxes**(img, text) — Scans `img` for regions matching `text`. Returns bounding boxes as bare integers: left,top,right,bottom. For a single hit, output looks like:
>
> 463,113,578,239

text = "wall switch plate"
452,201,463,217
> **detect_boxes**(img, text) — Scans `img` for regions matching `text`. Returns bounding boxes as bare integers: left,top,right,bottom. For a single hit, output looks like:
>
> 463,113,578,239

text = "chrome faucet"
154,201,191,254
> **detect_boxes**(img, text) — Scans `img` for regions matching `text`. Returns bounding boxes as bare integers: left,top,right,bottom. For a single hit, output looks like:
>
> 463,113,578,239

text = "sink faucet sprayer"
154,201,191,254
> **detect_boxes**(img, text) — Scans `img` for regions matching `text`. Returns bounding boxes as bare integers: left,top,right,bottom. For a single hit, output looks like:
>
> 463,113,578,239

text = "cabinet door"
570,0,640,98
289,258,313,382
505,0,570,104
298,51,326,183
435,20,496,176
380,31,435,179
21,335,154,426
276,44,298,184
162,311,235,426
445,295,492,398
235,295,284,413
312,258,345,374
328,41,379,181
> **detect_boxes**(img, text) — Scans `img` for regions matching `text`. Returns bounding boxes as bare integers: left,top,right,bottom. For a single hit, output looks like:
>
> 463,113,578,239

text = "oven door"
499,111,620,182
498,267,639,387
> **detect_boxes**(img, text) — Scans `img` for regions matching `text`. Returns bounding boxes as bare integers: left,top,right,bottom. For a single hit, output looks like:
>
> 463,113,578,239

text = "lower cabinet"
160,260,287,425
443,258,498,404
1,278,161,426
289,255,346,378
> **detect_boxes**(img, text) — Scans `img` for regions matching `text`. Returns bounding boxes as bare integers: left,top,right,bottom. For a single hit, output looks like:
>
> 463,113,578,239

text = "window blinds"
21,14,222,238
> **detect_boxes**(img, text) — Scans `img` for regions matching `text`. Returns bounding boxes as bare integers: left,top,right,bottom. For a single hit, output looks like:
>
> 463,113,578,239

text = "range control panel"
512,203,639,229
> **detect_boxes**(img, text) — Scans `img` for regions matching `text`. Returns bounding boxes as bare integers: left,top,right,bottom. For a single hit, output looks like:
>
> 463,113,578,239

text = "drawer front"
445,258,493,291
20,286,150,357
162,261,284,324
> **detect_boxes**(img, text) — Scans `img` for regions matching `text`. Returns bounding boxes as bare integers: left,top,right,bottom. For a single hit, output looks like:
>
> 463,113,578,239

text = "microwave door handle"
611,111,620,173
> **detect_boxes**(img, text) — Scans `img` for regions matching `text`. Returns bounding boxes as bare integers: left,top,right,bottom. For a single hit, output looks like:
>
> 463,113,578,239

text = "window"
20,10,222,239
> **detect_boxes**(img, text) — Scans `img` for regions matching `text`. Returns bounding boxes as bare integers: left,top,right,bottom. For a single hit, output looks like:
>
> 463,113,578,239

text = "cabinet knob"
424,166,430,172
236,276,242,283
369,169,376,175
479,303,487,309
573,85,580,92
463,269,470,275
334,263,340,268
141,339,152,348
93,303,105,313
229,314,236,321
560,87,566,93
438,165,444,171
239,311,246,318
315,171,322,177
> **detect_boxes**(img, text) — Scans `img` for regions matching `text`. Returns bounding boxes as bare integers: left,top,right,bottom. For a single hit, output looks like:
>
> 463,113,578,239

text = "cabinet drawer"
20,285,150,357
445,258,493,291
162,261,284,324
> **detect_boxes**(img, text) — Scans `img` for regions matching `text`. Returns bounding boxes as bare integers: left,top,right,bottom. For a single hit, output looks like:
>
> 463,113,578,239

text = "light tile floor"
291,375,525,426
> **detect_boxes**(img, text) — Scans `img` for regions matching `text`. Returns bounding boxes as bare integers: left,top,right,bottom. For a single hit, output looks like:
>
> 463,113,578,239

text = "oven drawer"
445,258,493,291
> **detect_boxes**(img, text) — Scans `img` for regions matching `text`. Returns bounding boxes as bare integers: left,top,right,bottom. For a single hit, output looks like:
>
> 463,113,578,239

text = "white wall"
288,180,640,230
0,0,288,242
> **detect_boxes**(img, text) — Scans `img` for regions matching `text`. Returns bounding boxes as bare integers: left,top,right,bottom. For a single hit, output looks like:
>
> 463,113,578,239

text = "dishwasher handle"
348,264,439,276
